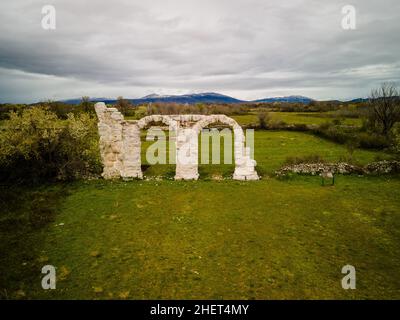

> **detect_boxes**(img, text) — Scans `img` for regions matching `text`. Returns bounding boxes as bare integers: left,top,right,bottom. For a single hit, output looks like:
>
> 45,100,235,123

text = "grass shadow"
0,183,69,299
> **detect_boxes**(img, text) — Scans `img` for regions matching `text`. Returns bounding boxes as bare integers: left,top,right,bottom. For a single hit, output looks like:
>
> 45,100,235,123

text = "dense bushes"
311,123,390,150
145,103,248,116
0,103,27,120
392,124,400,158
39,100,96,119
251,100,342,112
253,112,290,130
253,116,391,150
356,132,390,149
287,123,310,132
312,124,351,144
115,96,136,117
257,112,270,129
0,107,101,183
0,100,97,120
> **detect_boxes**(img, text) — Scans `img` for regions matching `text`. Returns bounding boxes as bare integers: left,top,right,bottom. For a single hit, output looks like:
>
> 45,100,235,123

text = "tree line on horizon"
0,83,398,185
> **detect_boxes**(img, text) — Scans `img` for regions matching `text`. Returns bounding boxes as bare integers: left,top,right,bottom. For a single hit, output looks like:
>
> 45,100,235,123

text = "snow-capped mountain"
253,95,315,104
132,92,244,104
61,93,317,105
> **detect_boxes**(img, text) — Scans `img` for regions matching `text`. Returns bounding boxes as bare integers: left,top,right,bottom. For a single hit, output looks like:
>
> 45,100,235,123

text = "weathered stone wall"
275,160,400,177
94,102,259,181
95,103,125,179
121,122,142,179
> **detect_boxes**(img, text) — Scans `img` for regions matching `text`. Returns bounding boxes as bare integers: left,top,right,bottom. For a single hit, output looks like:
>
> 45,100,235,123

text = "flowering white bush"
0,107,101,182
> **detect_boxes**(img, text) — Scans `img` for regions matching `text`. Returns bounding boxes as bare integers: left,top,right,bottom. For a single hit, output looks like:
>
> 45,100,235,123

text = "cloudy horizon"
0,0,399,103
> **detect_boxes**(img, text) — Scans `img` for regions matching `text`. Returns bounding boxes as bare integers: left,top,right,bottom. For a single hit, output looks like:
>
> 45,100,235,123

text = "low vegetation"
0,108,101,183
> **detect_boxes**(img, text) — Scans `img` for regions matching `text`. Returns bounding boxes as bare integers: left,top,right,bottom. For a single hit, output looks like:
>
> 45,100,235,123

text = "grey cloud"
0,0,399,103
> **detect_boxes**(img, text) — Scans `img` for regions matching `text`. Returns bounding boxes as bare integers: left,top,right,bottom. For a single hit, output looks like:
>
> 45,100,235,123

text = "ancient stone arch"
192,114,259,180
94,102,258,180
137,115,177,130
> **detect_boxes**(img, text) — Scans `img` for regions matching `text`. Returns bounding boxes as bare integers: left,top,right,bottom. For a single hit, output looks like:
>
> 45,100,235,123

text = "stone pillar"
95,103,124,179
233,125,245,166
168,120,178,165
175,127,199,180
233,146,259,180
232,125,259,180
121,122,143,179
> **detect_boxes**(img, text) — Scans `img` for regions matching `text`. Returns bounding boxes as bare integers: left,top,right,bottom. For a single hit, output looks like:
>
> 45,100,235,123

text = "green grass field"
126,110,362,127
1,130,399,300
232,112,362,126
140,130,389,177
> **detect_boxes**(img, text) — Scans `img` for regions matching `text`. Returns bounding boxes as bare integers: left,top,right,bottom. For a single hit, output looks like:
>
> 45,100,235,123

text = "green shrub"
39,100,95,119
332,118,342,126
322,126,348,144
57,113,102,180
392,125,400,158
357,132,389,149
257,112,270,129
313,123,389,150
317,122,332,131
287,123,309,132
268,120,287,130
0,103,27,120
115,96,135,117
0,107,101,183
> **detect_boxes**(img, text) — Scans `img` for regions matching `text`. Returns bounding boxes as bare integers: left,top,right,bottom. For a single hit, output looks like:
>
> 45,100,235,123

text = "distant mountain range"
60,92,346,105
134,92,244,104
252,95,314,104
62,93,243,105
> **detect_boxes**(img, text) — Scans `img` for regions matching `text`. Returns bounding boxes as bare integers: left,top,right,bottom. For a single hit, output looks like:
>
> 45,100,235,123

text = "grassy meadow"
3,175,399,300
1,124,399,299
141,130,389,178
232,112,362,127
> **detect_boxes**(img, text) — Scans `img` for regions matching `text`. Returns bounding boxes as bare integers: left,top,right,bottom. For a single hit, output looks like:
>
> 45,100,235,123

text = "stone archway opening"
197,121,236,180
192,115,259,180
137,116,177,179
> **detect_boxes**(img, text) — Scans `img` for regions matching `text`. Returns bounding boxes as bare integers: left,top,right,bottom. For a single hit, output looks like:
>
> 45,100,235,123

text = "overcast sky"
0,0,399,103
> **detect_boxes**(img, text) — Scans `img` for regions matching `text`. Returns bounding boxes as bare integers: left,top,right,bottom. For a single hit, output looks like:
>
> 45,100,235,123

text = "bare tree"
369,83,400,136
115,96,132,116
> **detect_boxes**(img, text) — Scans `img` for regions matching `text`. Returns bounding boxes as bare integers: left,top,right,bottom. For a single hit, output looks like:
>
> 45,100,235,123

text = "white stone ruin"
94,102,259,181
